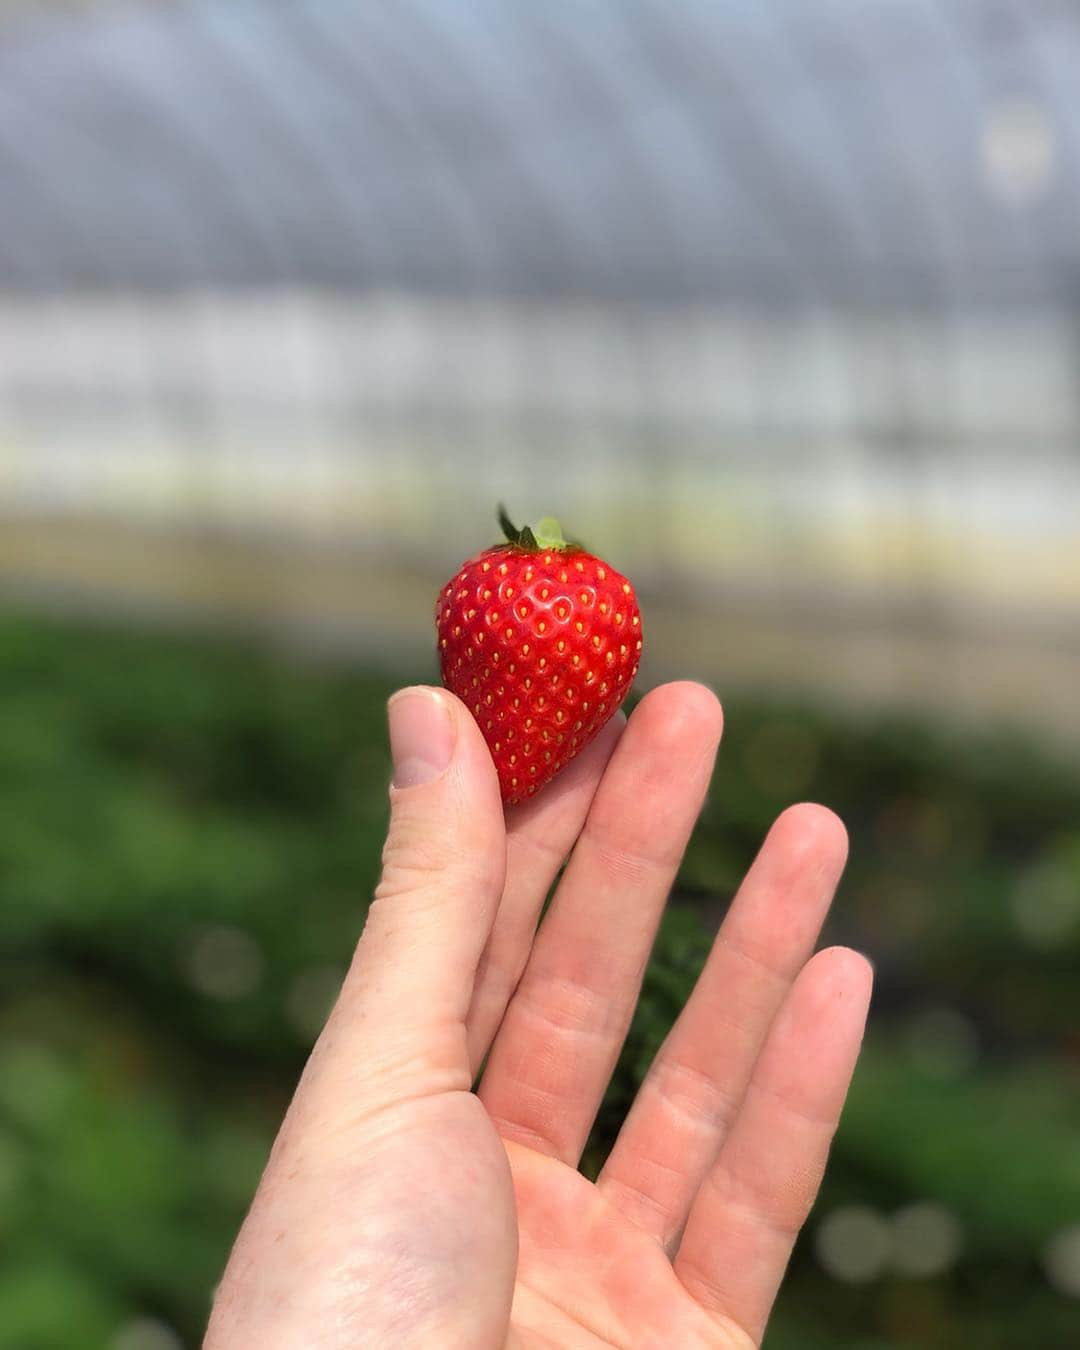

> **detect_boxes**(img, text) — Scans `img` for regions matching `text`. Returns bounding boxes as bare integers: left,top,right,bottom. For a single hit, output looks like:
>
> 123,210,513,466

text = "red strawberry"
436,509,643,804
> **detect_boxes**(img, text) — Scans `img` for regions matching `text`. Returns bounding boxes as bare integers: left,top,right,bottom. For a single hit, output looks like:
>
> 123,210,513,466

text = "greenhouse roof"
1,0,1078,305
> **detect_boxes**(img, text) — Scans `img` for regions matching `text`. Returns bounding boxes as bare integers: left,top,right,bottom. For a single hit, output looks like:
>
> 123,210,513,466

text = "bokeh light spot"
1011,858,1079,950
1043,1225,1080,1298
891,1202,963,1278
814,1205,891,1283
983,98,1057,207
109,1318,184,1350
180,925,264,1000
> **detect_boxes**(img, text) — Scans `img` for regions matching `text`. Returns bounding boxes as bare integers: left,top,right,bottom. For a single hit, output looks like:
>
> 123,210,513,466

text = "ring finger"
596,803,849,1248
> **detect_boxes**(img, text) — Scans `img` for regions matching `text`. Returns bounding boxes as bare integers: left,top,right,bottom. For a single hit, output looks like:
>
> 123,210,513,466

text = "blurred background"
1,1,1079,1346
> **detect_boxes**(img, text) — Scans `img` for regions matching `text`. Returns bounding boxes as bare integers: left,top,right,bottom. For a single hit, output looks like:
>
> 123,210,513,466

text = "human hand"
206,682,872,1349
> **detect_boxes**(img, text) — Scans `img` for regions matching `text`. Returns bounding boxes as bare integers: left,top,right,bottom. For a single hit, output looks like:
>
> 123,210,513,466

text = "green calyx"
497,505,574,552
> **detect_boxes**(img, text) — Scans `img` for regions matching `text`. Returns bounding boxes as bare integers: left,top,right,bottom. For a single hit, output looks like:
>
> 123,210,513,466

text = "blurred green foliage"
1,609,1078,1348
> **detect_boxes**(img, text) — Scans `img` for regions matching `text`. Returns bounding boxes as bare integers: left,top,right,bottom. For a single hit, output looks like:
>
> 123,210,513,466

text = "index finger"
466,711,626,1074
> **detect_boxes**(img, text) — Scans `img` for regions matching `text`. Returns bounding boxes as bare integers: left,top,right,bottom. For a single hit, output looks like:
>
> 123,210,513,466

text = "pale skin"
206,681,873,1349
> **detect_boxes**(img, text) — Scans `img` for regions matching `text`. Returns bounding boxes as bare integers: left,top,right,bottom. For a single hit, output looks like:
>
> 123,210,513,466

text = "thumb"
346,686,507,1040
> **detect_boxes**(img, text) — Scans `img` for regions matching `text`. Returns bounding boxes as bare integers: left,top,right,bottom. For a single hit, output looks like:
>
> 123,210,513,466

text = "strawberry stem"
497,505,570,553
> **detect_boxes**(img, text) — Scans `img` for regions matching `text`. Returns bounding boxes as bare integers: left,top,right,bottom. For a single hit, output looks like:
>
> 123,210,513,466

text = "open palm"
207,683,871,1349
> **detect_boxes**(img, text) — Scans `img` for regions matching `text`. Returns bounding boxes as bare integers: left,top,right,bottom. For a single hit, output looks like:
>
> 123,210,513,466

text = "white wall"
1,291,1078,617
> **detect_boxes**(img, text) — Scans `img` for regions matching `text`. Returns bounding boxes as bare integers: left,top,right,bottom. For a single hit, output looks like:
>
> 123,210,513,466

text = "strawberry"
436,509,642,804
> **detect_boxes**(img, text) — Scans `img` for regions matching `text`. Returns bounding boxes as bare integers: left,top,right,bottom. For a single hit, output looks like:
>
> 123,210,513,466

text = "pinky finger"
673,947,872,1345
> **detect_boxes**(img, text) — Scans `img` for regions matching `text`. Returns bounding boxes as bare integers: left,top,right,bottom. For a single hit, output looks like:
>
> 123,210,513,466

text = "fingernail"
388,687,457,788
